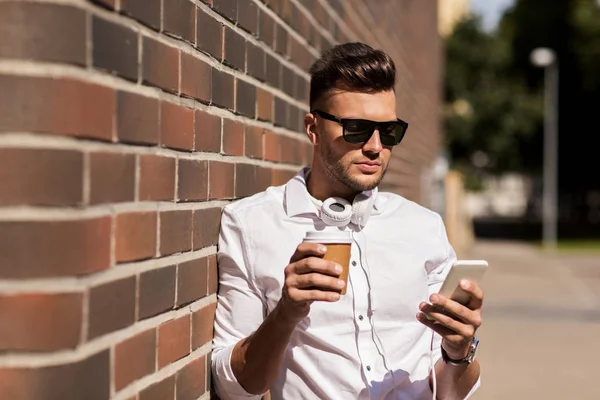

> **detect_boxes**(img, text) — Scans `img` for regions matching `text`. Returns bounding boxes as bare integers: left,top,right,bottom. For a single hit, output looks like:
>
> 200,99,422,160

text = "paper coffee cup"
303,231,352,295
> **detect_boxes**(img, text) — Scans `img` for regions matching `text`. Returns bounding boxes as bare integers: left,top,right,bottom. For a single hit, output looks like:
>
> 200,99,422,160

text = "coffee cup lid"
303,230,352,244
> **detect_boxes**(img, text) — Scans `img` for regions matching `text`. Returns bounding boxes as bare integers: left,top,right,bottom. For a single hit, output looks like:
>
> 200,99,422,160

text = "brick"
289,105,301,133
266,53,281,88
178,159,209,201
164,0,195,42
208,254,218,294
0,218,110,279
177,258,208,307
142,37,179,93
139,155,176,201
236,79,256,118
88,277,136,339
121,0,161,29
282,67,294,97
90,152,135,204
259,11,275,48
257,88,274,121
209,161,235,199
275,23,288,56
211,70,235,110
0,293,82,351
197,8,223,59
92,16,139,81
160,211,193,256
222,119,244,156
181,53,212,102
117,91,160,145
139,375,175,400
258,166,273,190
281,135,300,164
161,102,194,151
235,163,256,198
224,27,245,71
192,303,216,349
0,75,115,141
0,350,109,400
193,208,222,250
114,329,156,391
272,168,296,186
238,0,258,34
246,43,265,81
138,266,176,320
0,148,83,206
264,131,281,162
295,75,308,104
0,3,85,65
290,36,312,70
115,212,157,262
212,0,237,22
195,111,221,153
244,126,263,159
274,97,288,127
157,316,191,369
176,356,206,400
291,3,309,38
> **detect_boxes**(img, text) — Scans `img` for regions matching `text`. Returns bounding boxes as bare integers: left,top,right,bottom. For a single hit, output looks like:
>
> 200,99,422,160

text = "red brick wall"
0,0,441,398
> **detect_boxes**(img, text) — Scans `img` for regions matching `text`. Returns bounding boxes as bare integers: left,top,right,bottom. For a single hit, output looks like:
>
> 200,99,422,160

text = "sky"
470,0,516,31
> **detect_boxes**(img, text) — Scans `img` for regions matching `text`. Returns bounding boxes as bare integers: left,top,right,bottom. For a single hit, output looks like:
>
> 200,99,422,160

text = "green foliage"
443,15,544,178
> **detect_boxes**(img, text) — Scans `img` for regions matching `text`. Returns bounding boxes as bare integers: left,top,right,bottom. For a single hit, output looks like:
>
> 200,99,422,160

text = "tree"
443,15,543,189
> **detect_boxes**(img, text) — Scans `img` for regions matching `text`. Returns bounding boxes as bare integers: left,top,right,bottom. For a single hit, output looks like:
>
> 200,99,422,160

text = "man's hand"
416,280,484,360
276,242,345,325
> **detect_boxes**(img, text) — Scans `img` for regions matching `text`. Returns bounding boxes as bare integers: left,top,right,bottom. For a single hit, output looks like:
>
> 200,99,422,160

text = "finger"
290,242,327,263
416,312,458,337
418,303,474,337
459,280,484,310
288,287,341,302
293,257,343,277
293,273,345,291
429,294,481,327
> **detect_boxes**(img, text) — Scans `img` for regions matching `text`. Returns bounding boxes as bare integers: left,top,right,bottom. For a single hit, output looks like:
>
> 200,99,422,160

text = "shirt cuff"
212,344,266,400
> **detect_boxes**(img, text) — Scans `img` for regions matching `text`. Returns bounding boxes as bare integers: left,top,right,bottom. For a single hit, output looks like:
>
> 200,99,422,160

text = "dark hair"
308,42,396,108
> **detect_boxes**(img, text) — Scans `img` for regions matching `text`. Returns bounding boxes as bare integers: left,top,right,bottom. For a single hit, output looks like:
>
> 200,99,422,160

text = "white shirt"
212,168,480,400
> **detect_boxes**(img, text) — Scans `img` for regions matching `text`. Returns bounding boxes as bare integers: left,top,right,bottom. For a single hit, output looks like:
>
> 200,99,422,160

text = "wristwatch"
441,336,479,366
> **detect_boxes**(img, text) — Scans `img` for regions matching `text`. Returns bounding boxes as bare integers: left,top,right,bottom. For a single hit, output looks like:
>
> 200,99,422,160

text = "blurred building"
438,0,471,37
0,0,445,398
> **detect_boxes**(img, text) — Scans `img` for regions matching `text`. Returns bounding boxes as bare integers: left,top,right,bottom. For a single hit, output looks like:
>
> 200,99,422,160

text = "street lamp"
530,47,558,250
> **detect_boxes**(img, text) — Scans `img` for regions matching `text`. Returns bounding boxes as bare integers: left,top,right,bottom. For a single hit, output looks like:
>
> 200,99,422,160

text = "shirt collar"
284,167,385,218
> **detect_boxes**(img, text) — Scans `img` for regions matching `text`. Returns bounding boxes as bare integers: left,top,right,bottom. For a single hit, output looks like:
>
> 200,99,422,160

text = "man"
212,42,483,400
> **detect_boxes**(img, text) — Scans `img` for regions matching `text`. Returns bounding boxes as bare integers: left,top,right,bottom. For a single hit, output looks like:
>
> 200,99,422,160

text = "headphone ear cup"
320,197,352,227
351,193,376,226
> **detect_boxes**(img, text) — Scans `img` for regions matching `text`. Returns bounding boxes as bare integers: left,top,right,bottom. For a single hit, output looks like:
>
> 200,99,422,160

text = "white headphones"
311,189,377,228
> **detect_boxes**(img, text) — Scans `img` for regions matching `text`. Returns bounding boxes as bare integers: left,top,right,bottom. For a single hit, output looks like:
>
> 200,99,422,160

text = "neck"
306,162,358,202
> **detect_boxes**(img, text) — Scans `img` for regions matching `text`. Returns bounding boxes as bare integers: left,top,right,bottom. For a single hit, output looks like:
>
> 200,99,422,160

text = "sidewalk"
465,241,600,399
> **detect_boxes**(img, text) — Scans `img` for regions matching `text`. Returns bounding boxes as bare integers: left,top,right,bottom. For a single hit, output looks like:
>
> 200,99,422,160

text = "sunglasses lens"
343,120,406,146
343,120,375,144
380,124,405,146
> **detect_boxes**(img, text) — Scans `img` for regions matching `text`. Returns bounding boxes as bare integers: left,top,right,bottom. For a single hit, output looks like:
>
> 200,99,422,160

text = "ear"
304,113,318,145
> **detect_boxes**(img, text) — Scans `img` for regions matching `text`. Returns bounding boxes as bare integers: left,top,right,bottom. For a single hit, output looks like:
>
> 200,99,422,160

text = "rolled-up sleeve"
212,207,267,400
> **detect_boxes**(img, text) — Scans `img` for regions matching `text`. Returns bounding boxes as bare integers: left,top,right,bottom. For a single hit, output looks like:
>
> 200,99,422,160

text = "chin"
347,172,383,191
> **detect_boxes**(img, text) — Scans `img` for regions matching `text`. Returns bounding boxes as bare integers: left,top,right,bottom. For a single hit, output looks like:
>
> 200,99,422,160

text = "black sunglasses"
311,110,408,146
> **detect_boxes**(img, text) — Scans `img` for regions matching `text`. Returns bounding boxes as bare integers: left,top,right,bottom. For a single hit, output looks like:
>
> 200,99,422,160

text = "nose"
362,130,383,154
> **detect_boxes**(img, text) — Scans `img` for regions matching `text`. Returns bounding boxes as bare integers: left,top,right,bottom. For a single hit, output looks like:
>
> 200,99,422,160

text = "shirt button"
366,365,371,371
352,261,357,266
358,315,364,321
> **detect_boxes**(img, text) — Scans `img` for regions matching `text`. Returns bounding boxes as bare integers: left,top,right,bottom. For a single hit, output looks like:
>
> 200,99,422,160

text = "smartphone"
425,260,488,320
438,260,488,305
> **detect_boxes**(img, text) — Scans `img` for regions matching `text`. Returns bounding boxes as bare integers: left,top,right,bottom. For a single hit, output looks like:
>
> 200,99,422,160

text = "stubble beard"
320,142,388,193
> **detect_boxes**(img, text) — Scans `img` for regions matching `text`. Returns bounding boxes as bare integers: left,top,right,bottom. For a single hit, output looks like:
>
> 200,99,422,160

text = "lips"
355,161,381,173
